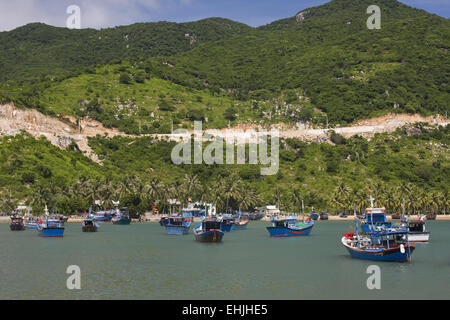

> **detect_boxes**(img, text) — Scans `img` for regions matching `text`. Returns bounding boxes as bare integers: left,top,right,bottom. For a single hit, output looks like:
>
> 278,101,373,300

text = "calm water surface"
1,221,449,299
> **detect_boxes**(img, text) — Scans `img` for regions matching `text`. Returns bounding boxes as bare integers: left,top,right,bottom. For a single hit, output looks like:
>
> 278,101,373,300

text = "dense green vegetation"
0,18,251,82
0,0,448,216
1,124,448,216
0,0,448,128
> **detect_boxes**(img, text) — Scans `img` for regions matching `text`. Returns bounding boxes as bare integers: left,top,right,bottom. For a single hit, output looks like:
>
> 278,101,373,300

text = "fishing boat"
82,208,99,232
112,206,131,225
220,214,234,232
309,207,319,221
24,216,40,229
342,230,415,262
338,212,348,218
360,197,393,233
232,213,249,230
426,212,436,220
342,205,415,262
37,206,65,237
194,219,224,242
159,216,169,226
10,214,25,231
94,210,114,222
248,211,265,221
266,219,314,237
267,200,314,237
165,215,191,235
403,218,430,242
320,211,329,220
183,207,208,222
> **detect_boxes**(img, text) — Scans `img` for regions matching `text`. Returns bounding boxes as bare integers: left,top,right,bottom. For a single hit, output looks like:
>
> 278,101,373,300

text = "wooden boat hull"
194,229,224,242
38,227,65,237
320,214,328,220
25,223,39,229
341,237,415,262
267,224,313,237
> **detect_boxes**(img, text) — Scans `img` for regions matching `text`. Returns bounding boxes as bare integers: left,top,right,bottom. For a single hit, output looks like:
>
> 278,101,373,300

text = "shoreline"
1,215,450,223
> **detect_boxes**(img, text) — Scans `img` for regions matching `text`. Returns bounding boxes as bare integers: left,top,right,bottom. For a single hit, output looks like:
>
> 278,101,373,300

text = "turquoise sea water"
0,221,449,299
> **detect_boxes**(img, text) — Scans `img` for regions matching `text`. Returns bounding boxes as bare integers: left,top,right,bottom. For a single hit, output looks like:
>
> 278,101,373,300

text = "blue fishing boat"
341,230,416,262
194,219,224,242
165,216,191,235
220,214,234,232
309,211,319,221
183,206,207,222
112,207,131,225
267,219,314,237
320,211,329,220
159,217,169,226
37,206,65,237
24,216,40,229
341,205,415,262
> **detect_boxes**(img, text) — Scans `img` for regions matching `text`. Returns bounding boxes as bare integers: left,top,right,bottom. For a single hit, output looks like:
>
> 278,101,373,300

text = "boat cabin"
365,207,387,223
272,220,291,228
203,220,221,231
168,217,185,226
407,221,426,233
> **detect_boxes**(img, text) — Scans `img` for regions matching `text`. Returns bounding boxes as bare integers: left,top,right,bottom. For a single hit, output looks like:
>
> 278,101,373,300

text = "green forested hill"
152,0,450,123
0,18,252,82
0,125,448,215
0,0,449,215
1,0,449,125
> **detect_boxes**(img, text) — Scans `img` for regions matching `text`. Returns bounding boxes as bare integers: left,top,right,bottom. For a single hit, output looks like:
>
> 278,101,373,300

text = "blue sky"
0,0,448,31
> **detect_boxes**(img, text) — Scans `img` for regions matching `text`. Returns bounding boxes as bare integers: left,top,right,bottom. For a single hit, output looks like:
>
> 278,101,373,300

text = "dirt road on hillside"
0,103,448,163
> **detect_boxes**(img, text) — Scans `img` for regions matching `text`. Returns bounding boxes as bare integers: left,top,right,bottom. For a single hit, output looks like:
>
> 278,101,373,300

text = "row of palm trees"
2,176,448,216
328,181,450,215
20,173,260,215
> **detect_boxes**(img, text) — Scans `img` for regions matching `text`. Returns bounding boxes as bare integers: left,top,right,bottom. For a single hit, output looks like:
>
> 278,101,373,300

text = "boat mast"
302,200,305,223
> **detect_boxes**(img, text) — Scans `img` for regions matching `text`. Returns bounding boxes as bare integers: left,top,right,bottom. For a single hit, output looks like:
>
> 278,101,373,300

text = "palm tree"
222,174,242,213
290,188,304,218
206,180,225,213
236,186,259,212
272,186,284,212
0,188,17,214
335,182,351,214
145,177,162,213
183,174,202,201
